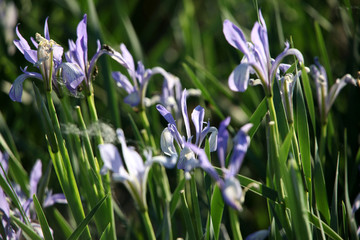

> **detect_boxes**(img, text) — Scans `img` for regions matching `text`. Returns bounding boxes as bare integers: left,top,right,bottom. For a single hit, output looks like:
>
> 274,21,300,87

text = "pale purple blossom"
223,10,304,96
105,43,178,107
99,129,176,210
310,58,356,124
157,89,218,179
186,117,252,211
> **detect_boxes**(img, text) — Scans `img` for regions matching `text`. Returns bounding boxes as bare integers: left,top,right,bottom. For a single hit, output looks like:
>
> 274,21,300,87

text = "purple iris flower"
223,10,304,97
21,160,67,219
105,43,176,107
63,14,106,92
156,89,218,179
309,58,356,124
99,129,176,210
186,117,252,211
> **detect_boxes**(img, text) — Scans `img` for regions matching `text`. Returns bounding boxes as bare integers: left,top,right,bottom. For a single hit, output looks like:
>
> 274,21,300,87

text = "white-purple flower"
186,117,252,211
105,43,177,107
223,10,304,97
157,89,218,179
310,58,356,124
63,14,106,92
99,129,176,210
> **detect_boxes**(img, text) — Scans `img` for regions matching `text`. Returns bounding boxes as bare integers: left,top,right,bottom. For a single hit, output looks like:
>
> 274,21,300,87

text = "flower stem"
141,210,156,240
228,207,242,240
139,108,157,152
319,123,327,164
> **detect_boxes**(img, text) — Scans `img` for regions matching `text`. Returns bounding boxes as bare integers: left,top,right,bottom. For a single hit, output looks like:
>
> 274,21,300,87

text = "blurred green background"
0,0,359,237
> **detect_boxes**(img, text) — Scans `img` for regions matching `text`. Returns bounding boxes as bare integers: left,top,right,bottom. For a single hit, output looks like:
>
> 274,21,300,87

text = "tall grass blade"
33,194,54,240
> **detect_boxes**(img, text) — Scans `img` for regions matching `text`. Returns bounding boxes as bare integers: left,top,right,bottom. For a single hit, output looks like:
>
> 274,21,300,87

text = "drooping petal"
60,62,85,90
147,155,177,169
112,71,134,94
29,160,42,197
23,49,38,65
245,229,270,240
185,143,221,182
270,42,304,84
223,20,250,57
156,104,176,125
191,105,205,146
43,193,67,208
181,89,191,139
226,123,252,178
222,177,242,211
116,129,145,180
177,146,198,178
217,117,231,169
199,125,218,152
228,63,251,92
98,143,128,182
9,72,38,102
160,128,178,157
123,91,140,107
326,74,356,115
52,45,64,65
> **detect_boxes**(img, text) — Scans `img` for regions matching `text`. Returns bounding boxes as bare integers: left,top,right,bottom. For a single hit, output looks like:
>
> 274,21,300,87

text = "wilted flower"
186,117,252,211
99,129,176,210
310,58,356,124
223,10,304,97
157,89,218,179
63,14,106,93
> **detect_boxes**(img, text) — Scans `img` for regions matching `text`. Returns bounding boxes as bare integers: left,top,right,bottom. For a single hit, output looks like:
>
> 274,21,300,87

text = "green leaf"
300,64,316,134
67,194,109,240
52,208,73,238
128,113,145,149
313,142,331,224
273,79,290,141
99,224,111,240
308,212,343,240
330,154,340,232
210,185,224,240
248,97,267,139
11,216,43,240
33,194,54,240
314,21,333,85
295,78,312,192
183,63,225,119
180,190,196,240
170,178,186,217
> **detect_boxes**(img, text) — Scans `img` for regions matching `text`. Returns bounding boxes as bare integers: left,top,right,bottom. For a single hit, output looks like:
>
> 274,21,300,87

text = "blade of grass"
52,208,73,238
248,97,267,139
183,63,225,119
170,178,186,217
314,21,333,85
67,194,109,240
33,194,54,240
180,190,196,240
300,64,316,134
295,78,312,192
308,212,343,240
330,154,340,232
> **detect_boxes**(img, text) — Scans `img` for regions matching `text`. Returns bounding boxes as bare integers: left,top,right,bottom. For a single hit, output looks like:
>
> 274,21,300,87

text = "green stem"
45,91,91,239
85,93,117,240
141,210,156,240
319,124,327,164
229,207,242,240
266,96,280,143
139,108,157,151
190,175,203,239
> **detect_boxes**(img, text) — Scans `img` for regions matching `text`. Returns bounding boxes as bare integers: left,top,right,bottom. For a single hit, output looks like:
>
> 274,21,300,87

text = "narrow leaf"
10,216,43,240
300,64,316,134
67,194,109,240
248,98,267,139
33,194,54,240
